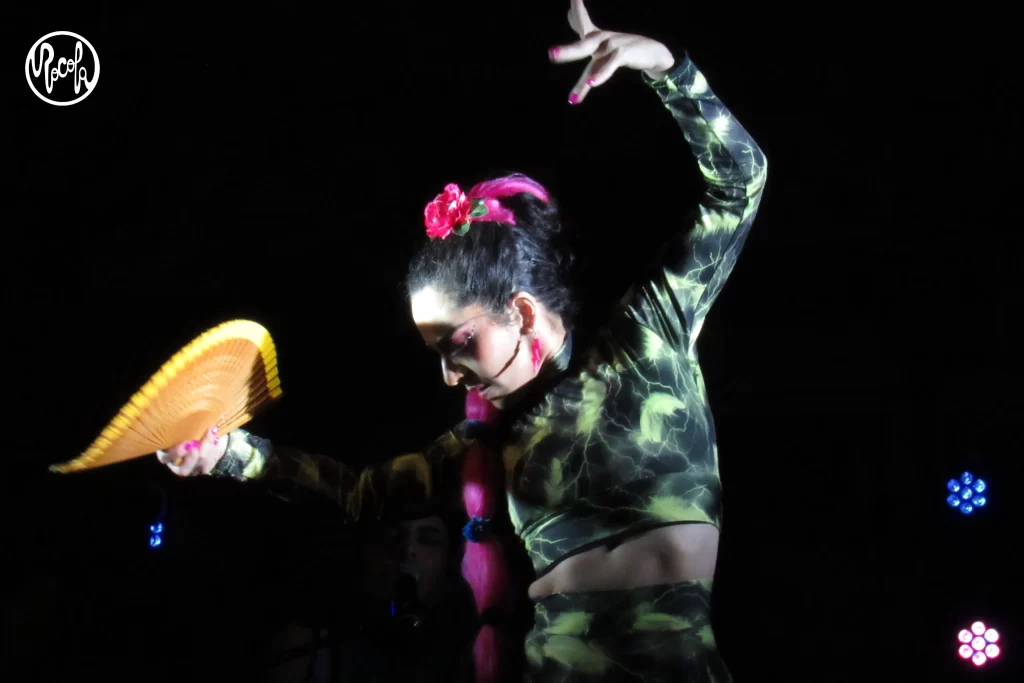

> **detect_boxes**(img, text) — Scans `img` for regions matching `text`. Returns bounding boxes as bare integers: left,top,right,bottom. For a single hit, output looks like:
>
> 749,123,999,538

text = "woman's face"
411,286,537,409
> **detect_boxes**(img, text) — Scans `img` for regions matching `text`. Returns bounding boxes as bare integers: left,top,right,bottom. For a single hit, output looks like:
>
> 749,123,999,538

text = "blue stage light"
150,521,164,548
946,472,987,514
150,482,167,548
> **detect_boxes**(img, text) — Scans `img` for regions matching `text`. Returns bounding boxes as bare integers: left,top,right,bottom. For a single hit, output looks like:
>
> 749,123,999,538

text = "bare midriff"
527,523,719,601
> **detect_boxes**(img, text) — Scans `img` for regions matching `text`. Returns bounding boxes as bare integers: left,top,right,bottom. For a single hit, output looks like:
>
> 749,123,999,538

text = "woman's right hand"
156,426,229,477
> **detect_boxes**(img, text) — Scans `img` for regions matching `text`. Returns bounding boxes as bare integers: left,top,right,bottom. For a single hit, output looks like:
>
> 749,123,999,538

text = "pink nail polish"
549,47,560,59
213,438,220,446
211,426,218,434
184,442,193,452
586,78,596,87
569,93,579,105
192,440,201,449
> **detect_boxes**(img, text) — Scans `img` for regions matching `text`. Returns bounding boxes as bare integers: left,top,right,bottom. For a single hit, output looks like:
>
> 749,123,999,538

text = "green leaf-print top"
213,53,767,577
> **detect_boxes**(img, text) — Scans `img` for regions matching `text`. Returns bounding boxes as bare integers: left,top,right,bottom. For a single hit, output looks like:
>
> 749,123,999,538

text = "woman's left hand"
550,0,676,104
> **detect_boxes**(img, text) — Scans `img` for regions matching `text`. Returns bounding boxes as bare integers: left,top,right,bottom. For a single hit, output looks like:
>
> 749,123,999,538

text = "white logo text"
25,31,100,106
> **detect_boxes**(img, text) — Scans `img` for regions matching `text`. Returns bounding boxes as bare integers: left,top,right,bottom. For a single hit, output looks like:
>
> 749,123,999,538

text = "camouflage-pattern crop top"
212,53,767,578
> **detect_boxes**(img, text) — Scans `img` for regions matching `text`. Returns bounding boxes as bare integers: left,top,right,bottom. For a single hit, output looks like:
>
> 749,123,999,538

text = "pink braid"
461,388,509,683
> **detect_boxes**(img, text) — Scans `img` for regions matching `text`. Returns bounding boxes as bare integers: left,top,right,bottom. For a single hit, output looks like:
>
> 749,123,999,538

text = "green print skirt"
524,580,731,683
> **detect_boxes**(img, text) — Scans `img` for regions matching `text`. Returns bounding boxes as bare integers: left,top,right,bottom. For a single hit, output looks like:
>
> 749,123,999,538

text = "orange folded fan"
50,319,283,474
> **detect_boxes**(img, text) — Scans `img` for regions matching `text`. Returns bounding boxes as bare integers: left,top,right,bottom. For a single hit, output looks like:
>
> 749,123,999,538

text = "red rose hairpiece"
423,184,490,239
423,175,547,239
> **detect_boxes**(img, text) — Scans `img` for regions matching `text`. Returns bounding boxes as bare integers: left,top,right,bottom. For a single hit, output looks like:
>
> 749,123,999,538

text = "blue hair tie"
462,516,492,543
463,420,494,441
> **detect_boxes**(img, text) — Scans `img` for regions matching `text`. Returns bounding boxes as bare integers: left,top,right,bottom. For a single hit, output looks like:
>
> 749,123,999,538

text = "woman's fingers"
169,448,201,477
567,0,598,39
196,426,222,475
569,61,595,104
156,427,221,476
555,35,628,104
581,46,627,90
549,31,611,64
158,440,194,468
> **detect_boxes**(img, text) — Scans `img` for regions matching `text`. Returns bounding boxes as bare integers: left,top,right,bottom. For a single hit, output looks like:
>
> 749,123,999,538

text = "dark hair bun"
501,192,576,273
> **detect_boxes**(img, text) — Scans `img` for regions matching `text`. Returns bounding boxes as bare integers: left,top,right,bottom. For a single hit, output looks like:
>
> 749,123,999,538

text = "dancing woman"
162,3,766,681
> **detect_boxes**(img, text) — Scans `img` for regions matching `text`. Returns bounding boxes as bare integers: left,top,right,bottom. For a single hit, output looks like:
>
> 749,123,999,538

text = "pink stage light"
957,621,1001,667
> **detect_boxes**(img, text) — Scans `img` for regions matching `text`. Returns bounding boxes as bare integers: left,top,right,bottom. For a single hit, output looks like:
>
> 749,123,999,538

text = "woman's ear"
509,292,539,334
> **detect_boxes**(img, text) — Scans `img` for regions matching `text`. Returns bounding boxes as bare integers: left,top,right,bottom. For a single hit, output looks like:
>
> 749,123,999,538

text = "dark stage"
4,3,1020,682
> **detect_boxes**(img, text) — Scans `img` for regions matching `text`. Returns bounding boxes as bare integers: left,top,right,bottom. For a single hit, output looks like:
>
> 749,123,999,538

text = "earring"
530,333,543,373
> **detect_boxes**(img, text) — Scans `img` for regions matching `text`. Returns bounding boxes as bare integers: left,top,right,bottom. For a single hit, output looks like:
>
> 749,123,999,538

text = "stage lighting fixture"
946,471,987,514
958,621,1000,666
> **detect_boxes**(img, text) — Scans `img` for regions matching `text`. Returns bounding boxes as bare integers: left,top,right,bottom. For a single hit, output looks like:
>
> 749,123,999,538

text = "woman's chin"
484,389,510,410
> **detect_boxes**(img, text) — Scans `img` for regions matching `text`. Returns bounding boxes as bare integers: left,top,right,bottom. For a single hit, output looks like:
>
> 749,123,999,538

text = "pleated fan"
50,319,283,473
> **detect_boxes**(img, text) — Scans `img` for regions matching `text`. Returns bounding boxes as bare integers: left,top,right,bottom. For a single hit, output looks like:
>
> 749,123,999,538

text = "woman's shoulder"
425,420,480,459
529,315,692,418
577,312,680,377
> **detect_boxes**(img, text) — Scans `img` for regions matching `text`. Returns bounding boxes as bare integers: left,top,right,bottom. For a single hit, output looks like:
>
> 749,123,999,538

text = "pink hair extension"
466,385,500,422
461,387,509,683
468,174,550,204
466,174,551,226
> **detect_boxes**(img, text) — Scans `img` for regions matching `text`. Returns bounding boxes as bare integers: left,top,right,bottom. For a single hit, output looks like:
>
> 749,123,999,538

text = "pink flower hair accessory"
423,174,551,239
424,184,494,239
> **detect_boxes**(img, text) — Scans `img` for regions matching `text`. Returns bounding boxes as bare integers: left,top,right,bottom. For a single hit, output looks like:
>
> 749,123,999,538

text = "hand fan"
50,319,283,473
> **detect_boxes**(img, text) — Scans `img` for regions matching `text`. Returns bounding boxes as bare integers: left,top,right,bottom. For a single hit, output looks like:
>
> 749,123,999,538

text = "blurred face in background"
359,515,452,609
393,516,450,608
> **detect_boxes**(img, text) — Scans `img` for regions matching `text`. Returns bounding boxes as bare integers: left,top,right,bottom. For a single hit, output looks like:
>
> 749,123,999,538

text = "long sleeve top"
213,52,768,578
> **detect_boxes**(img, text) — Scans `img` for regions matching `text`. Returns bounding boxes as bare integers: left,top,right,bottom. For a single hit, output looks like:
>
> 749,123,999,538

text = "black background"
4,3,1020,682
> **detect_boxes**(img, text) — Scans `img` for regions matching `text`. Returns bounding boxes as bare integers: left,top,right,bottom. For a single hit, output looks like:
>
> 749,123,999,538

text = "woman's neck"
535,313,568,366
